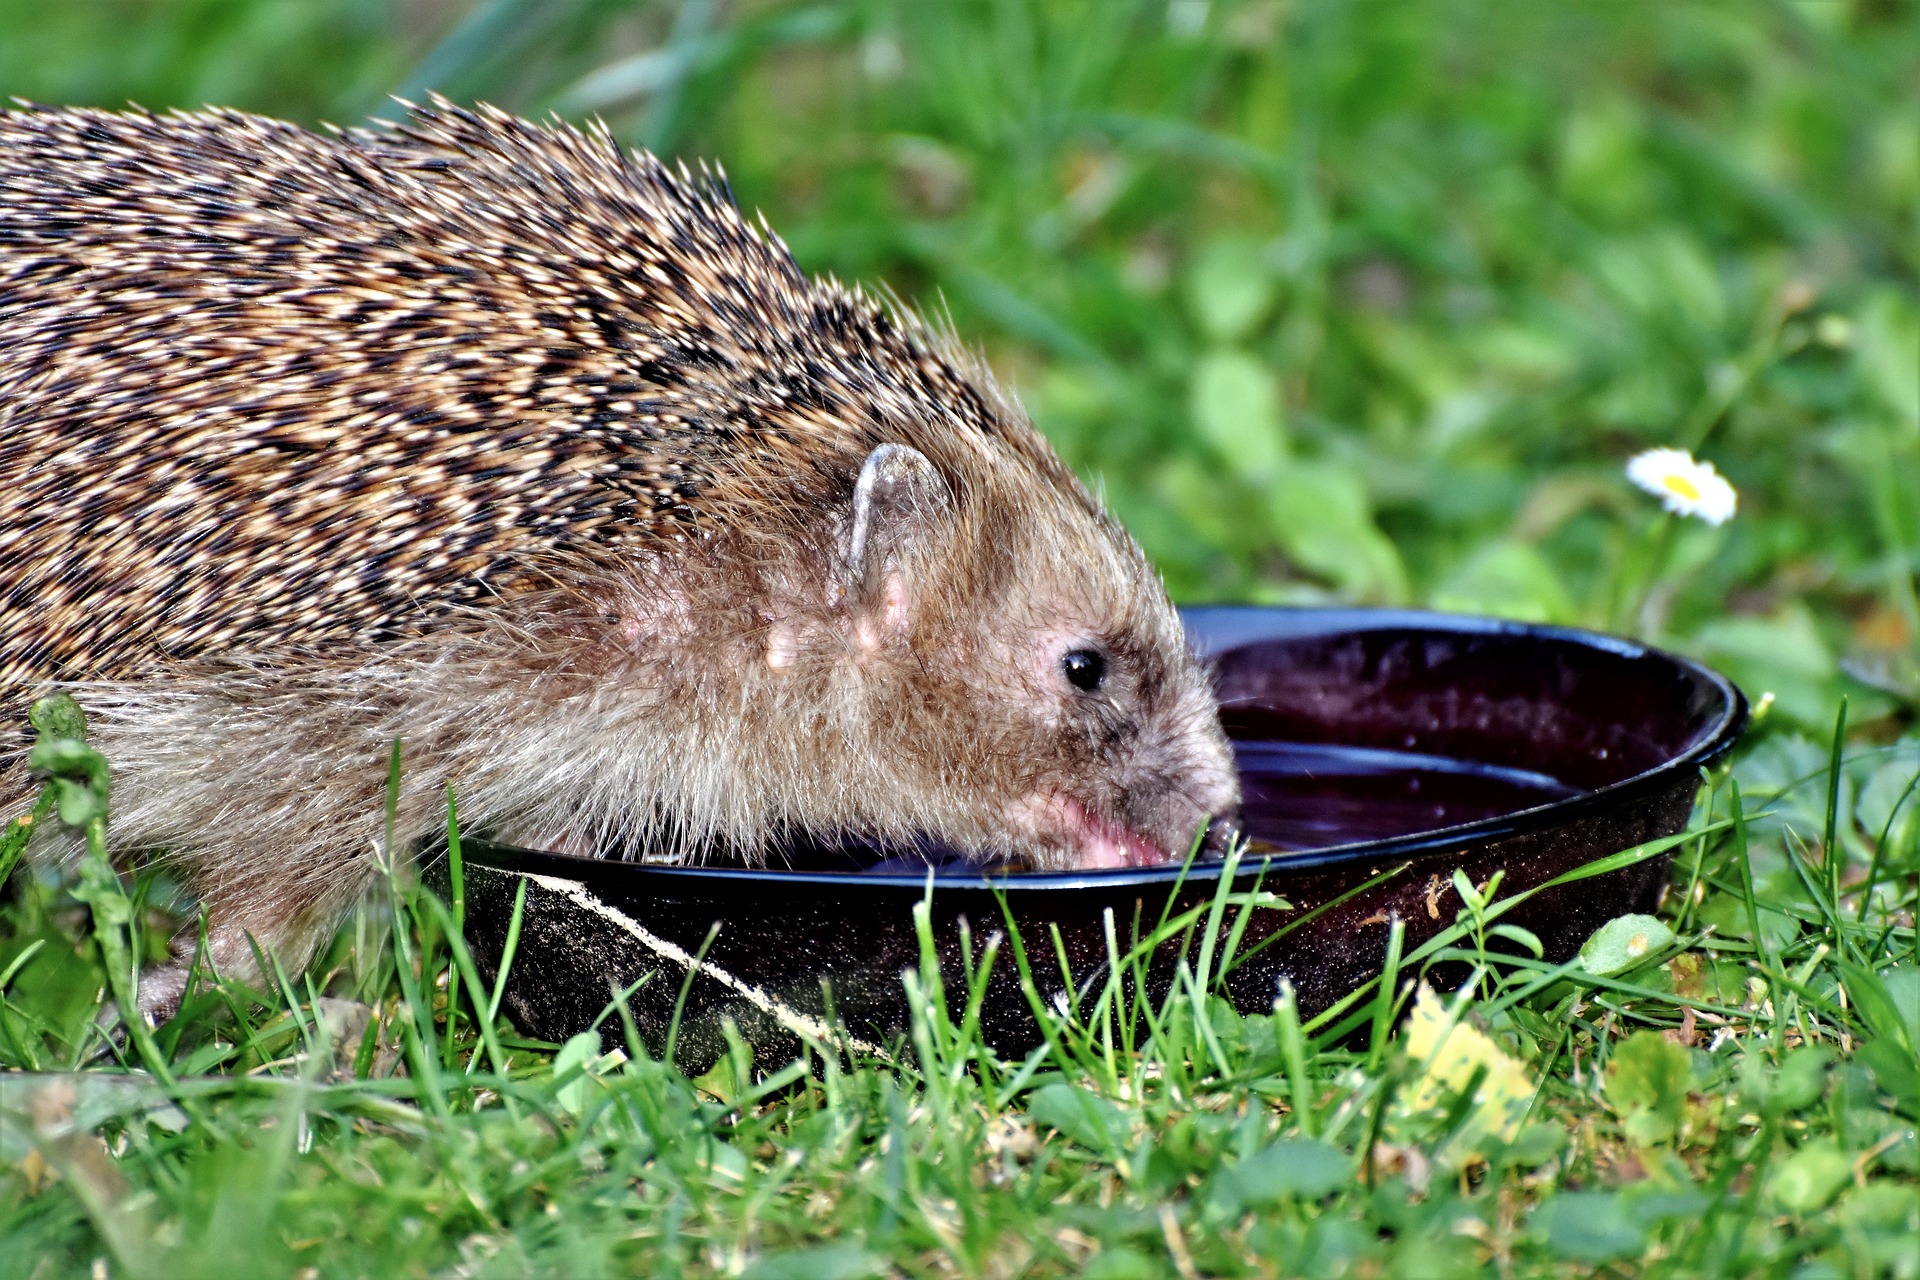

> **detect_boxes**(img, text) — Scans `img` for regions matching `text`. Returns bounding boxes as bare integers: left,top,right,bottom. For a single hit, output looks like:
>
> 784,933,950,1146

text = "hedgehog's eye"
1061,648,1105,692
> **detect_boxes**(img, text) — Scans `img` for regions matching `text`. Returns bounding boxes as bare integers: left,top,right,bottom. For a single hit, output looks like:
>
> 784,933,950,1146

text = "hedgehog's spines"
0,102,1048,702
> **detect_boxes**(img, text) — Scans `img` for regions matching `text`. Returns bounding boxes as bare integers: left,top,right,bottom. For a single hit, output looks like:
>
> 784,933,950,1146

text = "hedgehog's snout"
1200,810,1245,857
987,607,1240,871
1138,739,1243,864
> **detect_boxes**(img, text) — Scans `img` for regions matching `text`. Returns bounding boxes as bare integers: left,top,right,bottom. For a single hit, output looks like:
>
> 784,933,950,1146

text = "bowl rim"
460,606,1747,893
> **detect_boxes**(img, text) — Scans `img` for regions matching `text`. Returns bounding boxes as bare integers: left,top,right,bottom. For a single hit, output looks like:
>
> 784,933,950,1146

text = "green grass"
2,1,1917,1276
1,705,1916,1276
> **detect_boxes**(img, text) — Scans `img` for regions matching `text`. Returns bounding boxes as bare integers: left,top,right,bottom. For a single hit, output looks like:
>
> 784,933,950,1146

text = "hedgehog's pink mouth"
1021,793,1169,870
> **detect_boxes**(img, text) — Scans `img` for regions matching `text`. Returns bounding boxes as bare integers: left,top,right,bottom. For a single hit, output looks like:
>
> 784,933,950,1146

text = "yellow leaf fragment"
1400,983,1534,1148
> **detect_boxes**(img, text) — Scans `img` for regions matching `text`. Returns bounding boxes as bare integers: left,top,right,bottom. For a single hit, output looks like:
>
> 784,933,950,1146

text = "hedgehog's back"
0,105,779,697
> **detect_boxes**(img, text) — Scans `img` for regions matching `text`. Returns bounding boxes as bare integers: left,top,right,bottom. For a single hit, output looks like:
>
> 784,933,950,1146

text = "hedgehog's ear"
841,443,951,638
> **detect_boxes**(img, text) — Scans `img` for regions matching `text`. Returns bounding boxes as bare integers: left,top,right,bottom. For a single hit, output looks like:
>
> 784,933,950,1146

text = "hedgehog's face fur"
606,440,1243,872
864,451,1240,870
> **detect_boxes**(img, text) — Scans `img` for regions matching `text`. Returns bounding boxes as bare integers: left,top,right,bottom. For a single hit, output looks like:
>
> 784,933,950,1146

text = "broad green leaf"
692,1049,745,1105
1161,453,1262,556
553,1031,612,1116
1882,967,1920,1049
1190,349,1285,480
1184,235,1274,343
1431,540,1575,624
1605,1031,1690,1145
1500,1123,1567,1168
1028,1082,1126,1151
1030,366,1109,465
1688,606,1886,731
1083,1247,1158,1280
1627,1189,1711,1223
27,737,109,791
1839,962,1918,1056
1839,1183,1920,1234
1858,1039,1920,1119
1578,914,1675,977
1697,892,1796,950
1265,458,1408,603
1733,733,1846,840
1534,1191,1646,1263
1855,289,1920,427
1854,755,1920,859
1589,231,1725,335
1220,1138,1349,1206
53,778,101,830
1772,1047,1833,1115
1558,100,1651,223
743,1245,887,1280
1737,1047,1831,1116
1767,1143,1853,1214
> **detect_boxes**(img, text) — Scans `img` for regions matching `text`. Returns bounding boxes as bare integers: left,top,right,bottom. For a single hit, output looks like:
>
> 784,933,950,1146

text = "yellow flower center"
1662,474,1701,501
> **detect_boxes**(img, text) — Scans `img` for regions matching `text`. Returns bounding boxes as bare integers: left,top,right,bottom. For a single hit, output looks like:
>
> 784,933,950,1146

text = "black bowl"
449,607,1745,1069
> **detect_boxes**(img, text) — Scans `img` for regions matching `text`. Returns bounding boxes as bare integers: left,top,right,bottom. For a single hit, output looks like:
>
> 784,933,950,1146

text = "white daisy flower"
1625,447,1737,526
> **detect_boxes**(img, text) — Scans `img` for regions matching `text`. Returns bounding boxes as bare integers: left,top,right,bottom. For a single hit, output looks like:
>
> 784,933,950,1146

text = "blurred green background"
3,0,1915,733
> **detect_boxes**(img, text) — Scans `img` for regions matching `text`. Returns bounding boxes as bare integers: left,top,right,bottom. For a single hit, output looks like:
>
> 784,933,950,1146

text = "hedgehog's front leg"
117,806,407,1019
62,668,450,1018
135,827,396,1018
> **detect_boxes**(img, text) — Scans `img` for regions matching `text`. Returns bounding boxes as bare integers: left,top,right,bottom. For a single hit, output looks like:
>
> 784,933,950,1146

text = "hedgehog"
0,101,1242,1014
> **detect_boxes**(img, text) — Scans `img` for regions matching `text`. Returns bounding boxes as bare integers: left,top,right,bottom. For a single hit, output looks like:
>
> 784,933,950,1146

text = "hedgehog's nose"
1200,809,1244,859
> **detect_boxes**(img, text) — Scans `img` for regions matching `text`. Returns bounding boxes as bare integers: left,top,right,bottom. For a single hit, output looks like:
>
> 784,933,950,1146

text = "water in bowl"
1233,738,1581,851
751,726,1583,873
